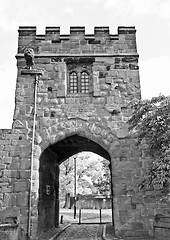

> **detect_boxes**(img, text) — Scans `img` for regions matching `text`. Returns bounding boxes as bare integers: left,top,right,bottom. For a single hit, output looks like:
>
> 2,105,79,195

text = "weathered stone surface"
13,181,28,192
116,127,129,138
0,206,20,220
16,192,28,207
0,25,166,240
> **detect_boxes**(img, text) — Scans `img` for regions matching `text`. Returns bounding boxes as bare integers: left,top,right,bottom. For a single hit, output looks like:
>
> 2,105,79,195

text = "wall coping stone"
21,69,44,76
18,26,136,36
16,52,139,59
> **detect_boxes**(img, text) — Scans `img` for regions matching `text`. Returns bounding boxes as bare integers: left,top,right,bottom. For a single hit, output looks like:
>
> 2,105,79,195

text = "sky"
0,0,170,128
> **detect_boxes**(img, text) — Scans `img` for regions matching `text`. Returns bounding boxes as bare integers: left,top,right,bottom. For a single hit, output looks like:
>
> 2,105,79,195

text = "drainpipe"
27,73,39,239
74,156,77,219
21,48,43,239
109,162,115,235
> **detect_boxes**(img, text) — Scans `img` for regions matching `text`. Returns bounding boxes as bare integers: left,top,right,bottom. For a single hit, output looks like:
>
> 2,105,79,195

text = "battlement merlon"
17,26,138,56
18,26,136,38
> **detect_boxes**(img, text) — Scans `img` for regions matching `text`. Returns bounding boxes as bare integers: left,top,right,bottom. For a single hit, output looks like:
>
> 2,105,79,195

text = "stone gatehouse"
0,26,169,240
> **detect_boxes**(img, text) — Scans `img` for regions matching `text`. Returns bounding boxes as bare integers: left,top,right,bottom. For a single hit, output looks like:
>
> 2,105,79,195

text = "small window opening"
51,111,55,118
44,111,49,117
81,71,89,93
69,72,78,93
48,87,52,92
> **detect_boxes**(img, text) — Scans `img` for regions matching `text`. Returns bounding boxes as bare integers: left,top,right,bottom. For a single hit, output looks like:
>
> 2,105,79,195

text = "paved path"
55,224,103,240
54,223,158,240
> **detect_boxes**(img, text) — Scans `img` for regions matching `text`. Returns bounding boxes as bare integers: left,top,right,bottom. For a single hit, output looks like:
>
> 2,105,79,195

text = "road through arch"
38,134,113,235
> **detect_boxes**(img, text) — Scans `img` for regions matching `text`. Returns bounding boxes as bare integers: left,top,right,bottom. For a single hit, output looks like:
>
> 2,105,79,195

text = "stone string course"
0,26,169,240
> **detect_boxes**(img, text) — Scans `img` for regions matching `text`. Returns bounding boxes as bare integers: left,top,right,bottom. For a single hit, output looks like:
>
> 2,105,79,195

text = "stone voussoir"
0,25,165,240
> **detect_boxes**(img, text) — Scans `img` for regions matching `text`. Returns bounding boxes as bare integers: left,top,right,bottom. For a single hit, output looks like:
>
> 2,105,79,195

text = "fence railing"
60,208,112,224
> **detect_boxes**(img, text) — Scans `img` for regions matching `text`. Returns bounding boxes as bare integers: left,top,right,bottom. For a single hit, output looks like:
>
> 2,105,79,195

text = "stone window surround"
67,66,92,96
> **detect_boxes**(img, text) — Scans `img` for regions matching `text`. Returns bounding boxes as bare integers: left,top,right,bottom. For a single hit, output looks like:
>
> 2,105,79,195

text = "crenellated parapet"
17,26,137,55
1,25,169,240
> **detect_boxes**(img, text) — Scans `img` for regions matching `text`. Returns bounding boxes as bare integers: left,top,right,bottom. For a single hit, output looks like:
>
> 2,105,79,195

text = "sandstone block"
0,182,9,186
32,179,39,193
11,193,16,207
20,159,31,170
0,164,6,170
2,157,12,164
13,181,28,192
16,192,28,207
116,127,129,138
0,151,9,157
32,170,39,180
19,170,30,179
131,222,144,230
2,186,13,193
20,147,31,158
33,159,39,170
33,145,41,158
3,170,19,179
9,162,20,170
0,206,20,220
0,140,10,145
20,215,28,224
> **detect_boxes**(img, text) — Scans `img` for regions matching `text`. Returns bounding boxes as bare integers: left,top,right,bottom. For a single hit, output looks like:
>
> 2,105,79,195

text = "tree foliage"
59,152,111,207
92,159,111,195
128,95,170,190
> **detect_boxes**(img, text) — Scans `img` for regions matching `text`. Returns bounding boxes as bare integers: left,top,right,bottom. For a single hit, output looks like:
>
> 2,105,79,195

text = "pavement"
54,224,104,240
38,222,158,240
50,223,157,240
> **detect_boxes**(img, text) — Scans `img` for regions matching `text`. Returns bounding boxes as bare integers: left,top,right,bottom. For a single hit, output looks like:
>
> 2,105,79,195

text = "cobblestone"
55,223,157,240
55,224,103,240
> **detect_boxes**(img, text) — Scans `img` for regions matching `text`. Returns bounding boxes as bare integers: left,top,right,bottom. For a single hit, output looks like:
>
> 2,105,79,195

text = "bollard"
60,215,63,224
79,209,81,225
100,209,102,223
74,205,76,219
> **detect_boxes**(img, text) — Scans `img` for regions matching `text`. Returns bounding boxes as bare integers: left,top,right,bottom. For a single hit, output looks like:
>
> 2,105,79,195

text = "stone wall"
0,129,30,239
0,26,170,240
75,195,112,209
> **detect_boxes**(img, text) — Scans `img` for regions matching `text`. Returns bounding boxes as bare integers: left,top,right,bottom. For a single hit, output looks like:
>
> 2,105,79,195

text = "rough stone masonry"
0,26,170,240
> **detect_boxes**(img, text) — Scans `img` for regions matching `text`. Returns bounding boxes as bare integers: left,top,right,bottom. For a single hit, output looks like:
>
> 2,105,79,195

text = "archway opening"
59,152,112,224
38,134,113,235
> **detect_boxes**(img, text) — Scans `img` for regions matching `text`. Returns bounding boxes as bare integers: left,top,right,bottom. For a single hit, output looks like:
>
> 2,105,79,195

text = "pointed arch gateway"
5,25,154,240
38,134,113,234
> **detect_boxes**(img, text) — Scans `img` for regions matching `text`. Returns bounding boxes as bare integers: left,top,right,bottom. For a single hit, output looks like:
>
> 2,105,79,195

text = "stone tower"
0,26,168,240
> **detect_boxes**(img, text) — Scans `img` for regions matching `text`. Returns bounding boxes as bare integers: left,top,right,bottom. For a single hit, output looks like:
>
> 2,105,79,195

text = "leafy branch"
128,95,170,190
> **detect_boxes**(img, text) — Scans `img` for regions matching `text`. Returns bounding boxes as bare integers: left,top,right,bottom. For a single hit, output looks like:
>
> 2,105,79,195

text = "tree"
128,95,170,190
92,159,111,195
59,158,74,208
75,153,111,195
59,152,111,208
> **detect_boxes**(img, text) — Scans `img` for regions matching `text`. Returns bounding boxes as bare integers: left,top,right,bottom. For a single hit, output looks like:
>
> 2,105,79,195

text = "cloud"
129,0,160,16
63,6,74,15
1,0,170,33
159,0,170,19
0,0,67,32
103,0,158,17
70,0,101,4
104,0,127,14
103,0,170,20
140,56,170,99
0,0,169,35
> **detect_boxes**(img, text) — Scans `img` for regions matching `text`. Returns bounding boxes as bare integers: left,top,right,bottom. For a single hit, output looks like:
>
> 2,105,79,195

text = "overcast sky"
0,0,170,128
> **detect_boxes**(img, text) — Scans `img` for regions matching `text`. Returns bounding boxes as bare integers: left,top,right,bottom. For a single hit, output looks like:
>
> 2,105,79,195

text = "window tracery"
69,72,78,93
67,64,92,94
